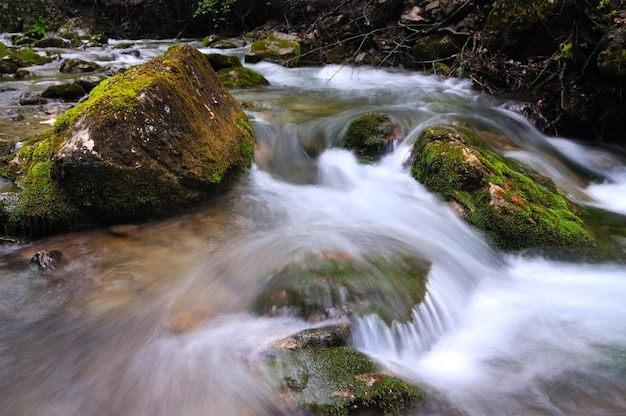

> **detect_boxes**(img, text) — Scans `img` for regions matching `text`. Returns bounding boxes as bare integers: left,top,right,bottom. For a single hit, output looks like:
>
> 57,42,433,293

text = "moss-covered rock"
41,82,86,101
266,331,424,416
254,252,430,324
246,32,301,66
0,44,254,239
0,46,52,68
344,113,400,159
204,53,269,88
217,66,269,89
205,53,242,70
33,37,70,48
410,125,594,251
59,58,101,74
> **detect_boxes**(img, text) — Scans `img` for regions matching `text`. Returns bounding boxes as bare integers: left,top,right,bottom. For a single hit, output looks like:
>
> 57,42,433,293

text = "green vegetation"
194,0,237,27
254,252,430,324
32,16,49,37
217,66,269,89
344,113,398,159
268,345,424,415
411,126,594,251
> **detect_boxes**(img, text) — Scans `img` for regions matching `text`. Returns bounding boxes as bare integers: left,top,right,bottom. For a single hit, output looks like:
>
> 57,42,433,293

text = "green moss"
9,48,52,66
3,132,79,236
268,345,424,415
237,114,255,164
344,113,397,158
254,252,430,324
411,126,594,251
53,67,155,134
216,66,269,89
250,32,301,65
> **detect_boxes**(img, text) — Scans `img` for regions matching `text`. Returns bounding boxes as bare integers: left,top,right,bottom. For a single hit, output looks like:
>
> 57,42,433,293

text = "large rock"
410,125,593,250
0,44,254,238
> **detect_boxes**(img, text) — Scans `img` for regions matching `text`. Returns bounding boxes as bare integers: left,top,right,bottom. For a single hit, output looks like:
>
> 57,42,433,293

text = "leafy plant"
32,16,48,37
193,0,237,27
597,0,611,10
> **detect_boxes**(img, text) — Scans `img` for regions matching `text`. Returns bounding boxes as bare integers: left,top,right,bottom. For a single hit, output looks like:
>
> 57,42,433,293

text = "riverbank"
2,0,624,145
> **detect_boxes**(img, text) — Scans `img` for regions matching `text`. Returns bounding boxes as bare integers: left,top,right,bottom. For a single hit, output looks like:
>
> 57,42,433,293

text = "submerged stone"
254,252,430,324
410,125,594,250
0,44,254,238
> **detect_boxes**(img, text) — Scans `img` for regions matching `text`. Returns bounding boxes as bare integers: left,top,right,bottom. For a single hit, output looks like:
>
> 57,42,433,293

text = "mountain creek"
1,37,626,415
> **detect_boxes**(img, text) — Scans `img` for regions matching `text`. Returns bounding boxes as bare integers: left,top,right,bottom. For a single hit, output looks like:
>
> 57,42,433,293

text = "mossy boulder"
217,67,270,89
0,45,52,68
41,82,86,101
344,113,400,159
204,53,269,88
0,44,254,238
205,53,243,71
33,37,70,48
59,58,101,74
246,32,301,66
410,125,594,251
266,327,425,415
253,252,430,325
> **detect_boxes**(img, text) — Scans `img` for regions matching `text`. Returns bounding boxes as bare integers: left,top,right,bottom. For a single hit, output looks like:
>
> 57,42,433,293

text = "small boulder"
33,37,70,48
217,67,269,89
59,58,101,74
30,249,63,270
266,340,424,415
344,112,400,159
41,82,86,101
246,32,301,66
205,53,242,71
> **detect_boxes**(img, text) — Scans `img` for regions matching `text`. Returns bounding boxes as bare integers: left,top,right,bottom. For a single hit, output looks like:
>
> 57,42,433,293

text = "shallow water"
1,37,626,416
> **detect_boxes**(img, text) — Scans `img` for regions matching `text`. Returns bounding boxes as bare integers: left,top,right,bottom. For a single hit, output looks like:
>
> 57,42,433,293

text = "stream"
1,37,626,416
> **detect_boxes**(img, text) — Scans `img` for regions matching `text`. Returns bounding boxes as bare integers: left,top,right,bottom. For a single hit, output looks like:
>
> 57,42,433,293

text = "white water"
1,38,626,415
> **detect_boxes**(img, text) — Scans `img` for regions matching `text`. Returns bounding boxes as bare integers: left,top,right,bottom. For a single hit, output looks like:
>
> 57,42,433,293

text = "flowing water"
1,38,626,415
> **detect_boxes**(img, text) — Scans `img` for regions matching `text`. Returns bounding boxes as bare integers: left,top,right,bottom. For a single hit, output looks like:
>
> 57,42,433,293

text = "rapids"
0,38,625,415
